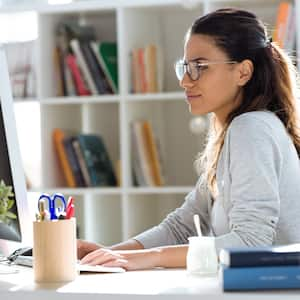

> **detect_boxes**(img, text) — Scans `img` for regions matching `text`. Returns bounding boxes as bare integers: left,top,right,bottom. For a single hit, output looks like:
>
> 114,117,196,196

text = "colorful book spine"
221,265,300,290
72,139,92,187
90,41,118,94
70,39,98,95
52,128,76,187
63,136,86,187
273,2,291,48
65,54,91,96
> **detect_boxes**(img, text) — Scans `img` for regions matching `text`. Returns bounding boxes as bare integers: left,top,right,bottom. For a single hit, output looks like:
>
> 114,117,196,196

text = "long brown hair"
191,8,300,194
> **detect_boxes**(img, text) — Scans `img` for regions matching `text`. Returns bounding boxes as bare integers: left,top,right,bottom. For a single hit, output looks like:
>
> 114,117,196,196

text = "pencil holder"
33,218,77,283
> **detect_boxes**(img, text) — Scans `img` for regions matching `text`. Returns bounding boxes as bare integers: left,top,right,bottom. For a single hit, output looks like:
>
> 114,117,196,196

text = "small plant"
0,179,17,224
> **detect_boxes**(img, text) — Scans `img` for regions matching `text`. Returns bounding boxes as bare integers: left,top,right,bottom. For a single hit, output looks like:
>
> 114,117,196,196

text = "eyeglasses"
174,59,238,81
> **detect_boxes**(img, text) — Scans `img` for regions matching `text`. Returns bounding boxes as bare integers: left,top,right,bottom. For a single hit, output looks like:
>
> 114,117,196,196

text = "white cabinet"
5,0,289,245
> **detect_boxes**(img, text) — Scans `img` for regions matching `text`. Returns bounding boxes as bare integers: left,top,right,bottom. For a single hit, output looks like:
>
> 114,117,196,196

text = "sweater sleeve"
134,177,212,248
215,115,282,253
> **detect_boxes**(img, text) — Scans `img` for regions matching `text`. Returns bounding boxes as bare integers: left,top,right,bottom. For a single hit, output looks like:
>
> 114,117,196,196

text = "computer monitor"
0,44,32,257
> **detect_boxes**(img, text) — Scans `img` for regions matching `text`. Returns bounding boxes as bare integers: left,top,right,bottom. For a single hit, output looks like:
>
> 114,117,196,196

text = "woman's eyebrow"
187,56,208,62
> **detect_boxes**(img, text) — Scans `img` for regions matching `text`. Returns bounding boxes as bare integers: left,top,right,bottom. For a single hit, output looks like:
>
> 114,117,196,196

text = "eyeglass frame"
174,59,238,81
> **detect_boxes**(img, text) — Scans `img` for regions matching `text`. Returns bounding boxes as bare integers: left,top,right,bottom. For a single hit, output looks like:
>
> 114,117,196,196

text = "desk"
0,266,299,300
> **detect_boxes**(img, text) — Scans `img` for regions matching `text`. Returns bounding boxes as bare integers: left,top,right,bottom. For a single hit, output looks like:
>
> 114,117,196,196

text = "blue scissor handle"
38,193,67,220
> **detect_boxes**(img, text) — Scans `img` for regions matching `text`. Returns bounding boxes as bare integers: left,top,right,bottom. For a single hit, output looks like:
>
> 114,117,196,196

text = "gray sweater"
134,111,300,252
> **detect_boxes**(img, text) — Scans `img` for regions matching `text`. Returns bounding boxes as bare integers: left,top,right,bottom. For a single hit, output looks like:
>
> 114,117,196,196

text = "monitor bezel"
0,44,32,256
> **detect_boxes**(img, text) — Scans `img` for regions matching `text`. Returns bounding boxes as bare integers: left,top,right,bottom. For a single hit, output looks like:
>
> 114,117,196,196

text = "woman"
78,8,300,270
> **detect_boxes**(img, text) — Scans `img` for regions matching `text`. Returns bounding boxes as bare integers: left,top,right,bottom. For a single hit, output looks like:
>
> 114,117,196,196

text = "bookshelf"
3,0,292,245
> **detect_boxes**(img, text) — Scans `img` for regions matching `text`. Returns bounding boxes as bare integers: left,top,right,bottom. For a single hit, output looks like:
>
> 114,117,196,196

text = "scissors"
38,193,67,220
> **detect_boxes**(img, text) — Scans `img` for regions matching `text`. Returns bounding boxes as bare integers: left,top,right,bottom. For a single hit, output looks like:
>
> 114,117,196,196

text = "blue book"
222,265,300,290
219,244,300,268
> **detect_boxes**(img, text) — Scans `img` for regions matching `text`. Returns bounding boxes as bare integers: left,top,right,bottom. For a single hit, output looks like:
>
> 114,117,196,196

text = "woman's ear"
236,59,254,86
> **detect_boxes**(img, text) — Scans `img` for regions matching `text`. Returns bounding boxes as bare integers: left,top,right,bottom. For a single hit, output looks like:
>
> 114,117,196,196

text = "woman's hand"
79,248,161,271
77,239,104,260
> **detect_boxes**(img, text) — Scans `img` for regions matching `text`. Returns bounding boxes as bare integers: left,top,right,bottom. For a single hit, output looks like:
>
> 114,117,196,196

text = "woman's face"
180,34,243,125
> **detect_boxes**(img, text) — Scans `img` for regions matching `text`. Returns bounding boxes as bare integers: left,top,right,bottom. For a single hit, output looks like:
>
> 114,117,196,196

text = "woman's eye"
197,64,208,71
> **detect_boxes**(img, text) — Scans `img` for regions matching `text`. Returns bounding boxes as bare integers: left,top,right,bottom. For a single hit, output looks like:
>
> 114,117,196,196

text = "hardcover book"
90,41,118,94
63,136,86,187
219,244,300,268
77,134,117,187
221,265,300,290
52,128,76,187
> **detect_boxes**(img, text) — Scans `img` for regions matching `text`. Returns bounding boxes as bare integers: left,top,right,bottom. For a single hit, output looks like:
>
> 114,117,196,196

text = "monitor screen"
0,45,31,256
0,103,21,241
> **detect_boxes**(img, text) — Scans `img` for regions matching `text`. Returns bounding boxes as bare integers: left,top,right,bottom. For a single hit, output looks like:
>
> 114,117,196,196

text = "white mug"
186,236,218,275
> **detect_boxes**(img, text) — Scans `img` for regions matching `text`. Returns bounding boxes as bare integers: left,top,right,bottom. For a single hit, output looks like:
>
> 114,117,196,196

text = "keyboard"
14,256,125,273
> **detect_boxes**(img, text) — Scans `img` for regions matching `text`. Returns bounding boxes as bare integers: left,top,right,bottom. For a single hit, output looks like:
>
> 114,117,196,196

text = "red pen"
66,196,75,219
66,204,75,219
66,196,74,210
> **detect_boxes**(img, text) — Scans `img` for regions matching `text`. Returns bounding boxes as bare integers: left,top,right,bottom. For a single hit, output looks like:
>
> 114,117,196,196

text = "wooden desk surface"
0,266,299,300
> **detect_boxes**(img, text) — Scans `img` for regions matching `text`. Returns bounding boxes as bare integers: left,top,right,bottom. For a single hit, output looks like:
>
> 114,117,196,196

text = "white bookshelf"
5,0,289,245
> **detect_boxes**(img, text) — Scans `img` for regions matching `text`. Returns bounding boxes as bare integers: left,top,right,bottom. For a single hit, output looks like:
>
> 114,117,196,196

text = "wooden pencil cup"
33,218,77,283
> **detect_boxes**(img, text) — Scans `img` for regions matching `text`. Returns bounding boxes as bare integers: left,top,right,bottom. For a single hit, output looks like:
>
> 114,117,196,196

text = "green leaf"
7,199,15,210
5,211,17,219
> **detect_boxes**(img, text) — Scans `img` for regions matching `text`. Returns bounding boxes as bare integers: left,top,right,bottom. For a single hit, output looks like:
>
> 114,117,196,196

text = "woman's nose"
179,72,194,89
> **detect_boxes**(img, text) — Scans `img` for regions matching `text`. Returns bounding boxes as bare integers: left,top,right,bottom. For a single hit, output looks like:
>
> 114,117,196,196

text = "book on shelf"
70,39,98,95
72,139,92,187
54,21,118,96
131,121,153,186
80,41,113,95
219,243,300,268
53,129,117,187
90,41,118,94
63,136,86,187
221,265,300,291
55,22,75,97
144,44,158,93
273,2,296,52
131,120,164,186
143,121,164,186
65,53,91,96
53,46,66,97
52,128,76,187
77,134,117,187
114,159,122,187
130,44,160,94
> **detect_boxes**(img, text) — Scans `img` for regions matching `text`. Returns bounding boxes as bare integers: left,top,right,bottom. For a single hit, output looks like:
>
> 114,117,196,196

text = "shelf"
38,93,184,104
29,187,122,196
40,95,121,105
29,186,194,196
14,97,39,103
124,92,185,102
0,1,116,14
0,0,281,14
126,186,194,195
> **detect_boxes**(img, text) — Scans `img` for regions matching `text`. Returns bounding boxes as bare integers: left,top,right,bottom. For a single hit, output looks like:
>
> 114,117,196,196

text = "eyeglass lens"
175,61,199,81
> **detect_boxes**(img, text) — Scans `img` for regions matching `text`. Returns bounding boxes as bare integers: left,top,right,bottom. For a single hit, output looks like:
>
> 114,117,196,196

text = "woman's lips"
186,94,202,100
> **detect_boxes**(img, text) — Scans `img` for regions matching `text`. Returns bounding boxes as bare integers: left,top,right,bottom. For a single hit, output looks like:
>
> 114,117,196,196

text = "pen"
66,196,75,219
66,196,74,211
66,204,75,219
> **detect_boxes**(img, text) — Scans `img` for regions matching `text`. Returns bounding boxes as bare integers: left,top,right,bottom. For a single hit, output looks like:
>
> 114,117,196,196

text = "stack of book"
53,128,117,187
54,21,118,97
219,244,300,291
